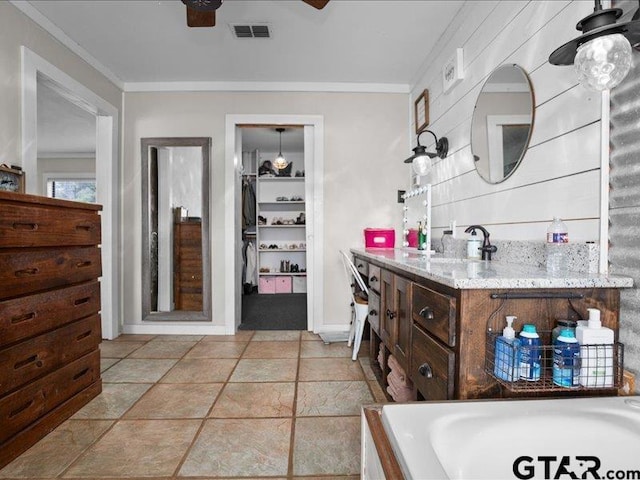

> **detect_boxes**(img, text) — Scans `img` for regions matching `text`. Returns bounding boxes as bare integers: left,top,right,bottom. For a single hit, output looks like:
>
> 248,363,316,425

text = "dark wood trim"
363,407,405,480
0,190,101,211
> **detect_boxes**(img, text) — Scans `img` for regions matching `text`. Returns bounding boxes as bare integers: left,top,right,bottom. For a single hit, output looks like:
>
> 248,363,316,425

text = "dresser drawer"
354,258,368,279
0,315,101,397
0,202,100,248
410,324,455,400
368,265,381,294
367,291,381,335
412,283,456,347
0,247,101,300
0,281,101,349
0,350,100,445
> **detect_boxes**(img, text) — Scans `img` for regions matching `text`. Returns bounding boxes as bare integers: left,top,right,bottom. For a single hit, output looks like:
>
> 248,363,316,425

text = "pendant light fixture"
403,130,449,176
273,128,288,170
549,0,640,91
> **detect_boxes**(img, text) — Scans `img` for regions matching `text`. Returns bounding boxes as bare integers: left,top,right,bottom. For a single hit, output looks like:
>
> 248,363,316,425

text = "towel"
387,355,407,382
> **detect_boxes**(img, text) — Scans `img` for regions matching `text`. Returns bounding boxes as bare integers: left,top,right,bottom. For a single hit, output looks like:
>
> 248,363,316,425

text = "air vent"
231,24,271,38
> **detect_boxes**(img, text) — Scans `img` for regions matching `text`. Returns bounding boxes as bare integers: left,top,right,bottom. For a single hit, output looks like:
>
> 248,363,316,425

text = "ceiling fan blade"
302,0,329,10
186,6,215,27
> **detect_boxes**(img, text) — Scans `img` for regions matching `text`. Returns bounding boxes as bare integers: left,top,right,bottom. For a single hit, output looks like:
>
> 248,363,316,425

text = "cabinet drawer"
0,203,100,248
410,324,455,400
354,258,368,279
0,281,101,349
412,283,456,347
0,350,100,445
0,315,101,397
368,265,381,294
368,291,381,335
0,247,102,300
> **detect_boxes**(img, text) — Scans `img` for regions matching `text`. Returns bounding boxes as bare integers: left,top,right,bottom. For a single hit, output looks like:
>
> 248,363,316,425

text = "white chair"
340,250,369,361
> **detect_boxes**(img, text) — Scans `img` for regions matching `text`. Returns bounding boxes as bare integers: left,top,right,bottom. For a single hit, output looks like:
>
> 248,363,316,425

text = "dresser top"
0,191,102,211
351,248,634,290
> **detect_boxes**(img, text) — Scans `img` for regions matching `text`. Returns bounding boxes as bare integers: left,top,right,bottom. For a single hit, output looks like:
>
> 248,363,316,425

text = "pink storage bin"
364,228,395,248
406,228,418,248
259,277,276,294
275,276,292,293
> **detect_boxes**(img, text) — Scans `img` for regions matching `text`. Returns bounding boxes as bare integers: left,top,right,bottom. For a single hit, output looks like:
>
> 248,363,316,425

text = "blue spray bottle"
519,324,541,381
494,315,520,382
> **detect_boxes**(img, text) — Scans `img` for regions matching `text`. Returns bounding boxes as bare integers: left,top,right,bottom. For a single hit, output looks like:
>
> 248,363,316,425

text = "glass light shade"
574,33,632,91
273,154,287,170
412,154,432,176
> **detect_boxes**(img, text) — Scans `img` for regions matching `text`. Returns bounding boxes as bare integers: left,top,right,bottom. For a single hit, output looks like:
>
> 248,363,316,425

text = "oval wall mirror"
471,64,534,184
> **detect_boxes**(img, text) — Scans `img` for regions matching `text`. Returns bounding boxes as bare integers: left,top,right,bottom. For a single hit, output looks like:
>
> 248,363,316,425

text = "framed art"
443,48,464,93
414,89,429,134
0,165,25,193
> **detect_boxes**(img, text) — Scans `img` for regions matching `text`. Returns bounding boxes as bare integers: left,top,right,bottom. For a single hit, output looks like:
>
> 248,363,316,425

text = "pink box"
259,277,276,294
364,228,395,248
275,276,292,294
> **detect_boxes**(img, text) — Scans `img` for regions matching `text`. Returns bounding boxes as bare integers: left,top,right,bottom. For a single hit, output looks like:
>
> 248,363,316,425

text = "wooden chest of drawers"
0,191,102,469
174,221,203,311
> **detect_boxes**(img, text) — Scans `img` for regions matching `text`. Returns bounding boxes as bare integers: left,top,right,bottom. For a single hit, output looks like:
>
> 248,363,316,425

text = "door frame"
21,46,120,339
225,114,324,333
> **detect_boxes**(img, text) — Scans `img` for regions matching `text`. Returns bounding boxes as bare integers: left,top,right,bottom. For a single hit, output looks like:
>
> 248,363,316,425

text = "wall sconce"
549,0,640,91
273,128,288,170
403,130,448,176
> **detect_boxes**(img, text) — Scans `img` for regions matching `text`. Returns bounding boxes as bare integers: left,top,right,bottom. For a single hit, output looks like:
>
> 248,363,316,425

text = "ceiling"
241,127,304,152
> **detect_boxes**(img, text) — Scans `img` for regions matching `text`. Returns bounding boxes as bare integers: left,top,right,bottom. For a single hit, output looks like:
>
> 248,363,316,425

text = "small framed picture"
414,89,429,134
0,165,25,193
443,48,464,93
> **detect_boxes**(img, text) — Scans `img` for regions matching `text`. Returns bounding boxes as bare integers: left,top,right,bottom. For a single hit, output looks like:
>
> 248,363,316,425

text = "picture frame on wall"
443,48,464,93
0,165,25,193
414,89,429,134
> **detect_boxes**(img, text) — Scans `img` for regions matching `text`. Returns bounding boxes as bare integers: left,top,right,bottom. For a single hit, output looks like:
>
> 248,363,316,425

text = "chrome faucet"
464,225,498,261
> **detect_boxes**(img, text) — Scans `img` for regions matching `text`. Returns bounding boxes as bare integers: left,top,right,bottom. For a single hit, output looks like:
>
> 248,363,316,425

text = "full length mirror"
141,137,211,321
471,64,534,184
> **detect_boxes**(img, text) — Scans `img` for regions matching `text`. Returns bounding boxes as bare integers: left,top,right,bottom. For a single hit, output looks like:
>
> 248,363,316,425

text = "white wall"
410,0,601,242
37,157,96,196
122,91,408,330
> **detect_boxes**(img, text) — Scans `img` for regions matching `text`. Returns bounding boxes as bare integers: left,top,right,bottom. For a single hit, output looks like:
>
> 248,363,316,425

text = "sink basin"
381,397,640,479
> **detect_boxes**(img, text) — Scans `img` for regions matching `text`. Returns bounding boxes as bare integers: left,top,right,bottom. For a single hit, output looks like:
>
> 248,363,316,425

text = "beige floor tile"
293,416,360,476
359,357,378,381
179,418,291,477
293,477,359,480
100,357,119,372
0,420,112,479
101,359,178,383
210,382,295,418
299,358,364,381
184,341,247,359
242,340,300,359
63,420,200,478
112,334,156,342
100,341,146,358
160,358,237,383
200,330,254,342
301,341,353,358
127,340,197,359
300,331,322,341
152,334,204,342
296,381,373,416
72,383,152,419
229,358,298,382
125,383,222,419
251,330,301,341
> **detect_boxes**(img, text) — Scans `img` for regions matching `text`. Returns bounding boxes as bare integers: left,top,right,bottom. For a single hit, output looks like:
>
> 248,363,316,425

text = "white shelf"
259,249,306,253
258,201,305,205
258,224,305,228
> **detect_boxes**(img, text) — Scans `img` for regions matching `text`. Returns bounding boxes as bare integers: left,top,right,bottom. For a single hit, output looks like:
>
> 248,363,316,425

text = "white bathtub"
381,396,640,480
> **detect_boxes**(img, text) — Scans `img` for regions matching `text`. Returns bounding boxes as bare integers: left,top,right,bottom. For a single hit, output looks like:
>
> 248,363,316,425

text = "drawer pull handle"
357,263,363,268
11,312,36,324
74,296,91,306
418,363,433,378
14,355,39,370
75,224,92,231
370,275,378,282
419,307,434,320
13,222,38,231
76,330,92,341
369,309,378,316
386,309,396,320
15,268,39,277
73,368,90,381
10,399,34,418
76,261,92,268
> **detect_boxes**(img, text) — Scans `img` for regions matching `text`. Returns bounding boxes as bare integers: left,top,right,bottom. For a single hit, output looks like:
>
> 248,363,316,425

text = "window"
45,174,96,203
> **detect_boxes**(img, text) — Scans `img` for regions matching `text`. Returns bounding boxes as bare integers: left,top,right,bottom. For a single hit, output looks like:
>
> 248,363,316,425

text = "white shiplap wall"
410,0,602,242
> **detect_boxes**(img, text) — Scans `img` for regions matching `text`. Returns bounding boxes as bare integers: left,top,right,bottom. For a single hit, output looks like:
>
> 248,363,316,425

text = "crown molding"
124,81,410,94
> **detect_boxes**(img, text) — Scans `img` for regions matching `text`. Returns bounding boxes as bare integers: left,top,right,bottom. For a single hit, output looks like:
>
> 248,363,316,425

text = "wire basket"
485,330,624,392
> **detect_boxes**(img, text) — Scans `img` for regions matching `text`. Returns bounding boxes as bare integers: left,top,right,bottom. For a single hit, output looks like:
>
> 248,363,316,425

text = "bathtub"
380,396,640,479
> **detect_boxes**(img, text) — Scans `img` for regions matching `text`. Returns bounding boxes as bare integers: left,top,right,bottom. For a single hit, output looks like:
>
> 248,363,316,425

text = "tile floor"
0,330,388,480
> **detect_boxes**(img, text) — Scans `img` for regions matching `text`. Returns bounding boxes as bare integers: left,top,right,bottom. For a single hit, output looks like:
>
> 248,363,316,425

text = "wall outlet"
397,190,406,203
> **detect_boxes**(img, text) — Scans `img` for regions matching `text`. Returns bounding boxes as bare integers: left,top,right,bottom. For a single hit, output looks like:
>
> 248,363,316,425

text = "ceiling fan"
181,0,330,28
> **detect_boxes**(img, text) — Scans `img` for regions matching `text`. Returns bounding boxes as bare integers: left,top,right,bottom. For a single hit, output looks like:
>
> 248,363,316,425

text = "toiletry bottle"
552,319,578,344
546,217,568,274
576,308,614,387
417,221,426,251
466,228,482,260
519,324,541,381
441,229,455,258
494,315,520,382
553,328,580,387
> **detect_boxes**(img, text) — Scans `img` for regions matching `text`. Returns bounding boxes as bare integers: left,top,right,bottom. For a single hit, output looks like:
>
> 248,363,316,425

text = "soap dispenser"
576,308,614,387
494,315,520,382
466,228,482,260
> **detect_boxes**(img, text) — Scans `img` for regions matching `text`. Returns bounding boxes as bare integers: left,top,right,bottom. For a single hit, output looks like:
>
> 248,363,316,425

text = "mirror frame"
471,64,535,184
140,137,211,322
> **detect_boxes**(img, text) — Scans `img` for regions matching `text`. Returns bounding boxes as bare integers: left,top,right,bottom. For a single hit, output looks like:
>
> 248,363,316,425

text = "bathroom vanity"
351,248,633,401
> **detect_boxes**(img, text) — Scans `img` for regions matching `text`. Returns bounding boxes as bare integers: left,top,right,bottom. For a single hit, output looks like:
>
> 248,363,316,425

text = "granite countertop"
351,248,634,290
